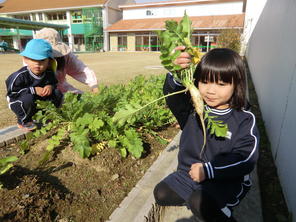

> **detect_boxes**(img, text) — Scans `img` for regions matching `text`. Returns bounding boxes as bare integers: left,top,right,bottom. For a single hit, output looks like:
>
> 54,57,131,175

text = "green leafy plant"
0,156,18,188
114,13,228,154
29,75,174,163
204,112,228,137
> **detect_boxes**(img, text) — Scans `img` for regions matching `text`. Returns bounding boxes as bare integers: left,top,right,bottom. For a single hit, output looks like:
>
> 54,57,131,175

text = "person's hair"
194,48,246,110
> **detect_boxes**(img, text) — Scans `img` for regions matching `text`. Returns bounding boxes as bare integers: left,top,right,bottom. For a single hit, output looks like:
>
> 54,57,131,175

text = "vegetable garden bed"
0,74,179,222
0,125,178,222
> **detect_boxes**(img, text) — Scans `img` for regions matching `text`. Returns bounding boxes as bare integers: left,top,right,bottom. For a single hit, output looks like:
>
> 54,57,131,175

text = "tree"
216,29,242,53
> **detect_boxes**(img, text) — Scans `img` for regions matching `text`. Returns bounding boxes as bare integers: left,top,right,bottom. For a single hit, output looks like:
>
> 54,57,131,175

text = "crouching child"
5,39,63,131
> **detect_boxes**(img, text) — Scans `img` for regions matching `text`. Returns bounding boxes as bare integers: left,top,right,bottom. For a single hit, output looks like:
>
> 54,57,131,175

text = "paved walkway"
160,166,263,222
0,125,27,148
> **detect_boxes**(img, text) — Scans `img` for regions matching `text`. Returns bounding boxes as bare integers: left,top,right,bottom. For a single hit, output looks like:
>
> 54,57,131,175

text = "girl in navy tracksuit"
154,48,259,222
6,39,62,130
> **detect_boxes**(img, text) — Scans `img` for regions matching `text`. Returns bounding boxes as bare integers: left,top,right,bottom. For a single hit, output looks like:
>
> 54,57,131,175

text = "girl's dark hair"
194,48,246,110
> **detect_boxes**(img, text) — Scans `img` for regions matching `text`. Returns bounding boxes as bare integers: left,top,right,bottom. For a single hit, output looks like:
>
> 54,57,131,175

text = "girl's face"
198,80,234,109
23,57,49,75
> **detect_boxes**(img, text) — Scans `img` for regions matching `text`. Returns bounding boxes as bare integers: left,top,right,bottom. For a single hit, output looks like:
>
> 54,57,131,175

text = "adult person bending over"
34,28,98,94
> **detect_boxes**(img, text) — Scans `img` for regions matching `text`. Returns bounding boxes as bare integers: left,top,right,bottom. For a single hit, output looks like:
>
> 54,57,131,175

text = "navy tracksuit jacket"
6,66,62,124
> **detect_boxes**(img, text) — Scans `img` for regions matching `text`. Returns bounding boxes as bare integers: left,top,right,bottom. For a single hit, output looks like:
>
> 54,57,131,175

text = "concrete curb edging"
107,131,181,222
0,125,27,148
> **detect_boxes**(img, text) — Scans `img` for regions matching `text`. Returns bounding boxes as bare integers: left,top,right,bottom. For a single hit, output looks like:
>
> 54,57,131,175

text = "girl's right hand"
173,46,192,68
189,162,205,183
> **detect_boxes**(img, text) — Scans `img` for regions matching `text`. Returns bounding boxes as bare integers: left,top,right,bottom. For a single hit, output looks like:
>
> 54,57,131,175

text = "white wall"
245,0,296,219
122,1,244,19
109,0,135,9
241,0,267,53
104,0,136,51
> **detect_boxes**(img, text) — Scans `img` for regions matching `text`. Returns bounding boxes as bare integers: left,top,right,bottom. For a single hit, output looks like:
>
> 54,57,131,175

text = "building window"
192,31,218,52
46,12,66,21
38,13,43,21
146,10,153,16
118,35,127,51
150,36,159,51
74,35,84,45
14,15,30,20
58,13,66,20
72,10,82,23
136,35,148,51
135,33,159,51
31,14,36,21
135,36,142,51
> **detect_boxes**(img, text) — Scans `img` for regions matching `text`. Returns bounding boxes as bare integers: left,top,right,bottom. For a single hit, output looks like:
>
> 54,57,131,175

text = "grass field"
0,52,167,129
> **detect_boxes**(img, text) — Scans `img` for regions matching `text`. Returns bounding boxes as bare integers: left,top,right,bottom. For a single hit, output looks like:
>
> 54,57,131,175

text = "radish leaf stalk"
0,156,18,188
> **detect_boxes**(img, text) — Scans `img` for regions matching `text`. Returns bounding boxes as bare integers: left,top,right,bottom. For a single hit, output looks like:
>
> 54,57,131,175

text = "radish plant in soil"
0,156,18,188
20,75,174,163
114,13,228,153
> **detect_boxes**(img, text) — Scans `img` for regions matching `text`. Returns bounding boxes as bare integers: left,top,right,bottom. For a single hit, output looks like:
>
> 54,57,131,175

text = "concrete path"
0,125,27,148
160,165,263,222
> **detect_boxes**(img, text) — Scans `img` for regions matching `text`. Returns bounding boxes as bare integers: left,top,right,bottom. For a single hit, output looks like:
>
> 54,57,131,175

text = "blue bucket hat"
20,39,53,60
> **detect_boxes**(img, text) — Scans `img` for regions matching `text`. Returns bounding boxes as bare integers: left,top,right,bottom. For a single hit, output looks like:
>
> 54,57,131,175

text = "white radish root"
188,85,206,155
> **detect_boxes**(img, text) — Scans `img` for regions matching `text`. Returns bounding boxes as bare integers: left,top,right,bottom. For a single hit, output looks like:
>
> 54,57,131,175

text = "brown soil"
0,125,179,222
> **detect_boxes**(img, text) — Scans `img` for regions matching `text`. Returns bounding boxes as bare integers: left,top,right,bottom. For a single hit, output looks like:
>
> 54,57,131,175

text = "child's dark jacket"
6,66,58,101
162,73,259,216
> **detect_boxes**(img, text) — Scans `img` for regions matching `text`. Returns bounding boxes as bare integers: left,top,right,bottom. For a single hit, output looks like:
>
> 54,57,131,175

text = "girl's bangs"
198,63,235,84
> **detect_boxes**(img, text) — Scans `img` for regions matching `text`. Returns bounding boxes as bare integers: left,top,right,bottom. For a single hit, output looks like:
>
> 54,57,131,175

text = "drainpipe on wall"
29,14,34,22
42,12,45,22
103,16,109,51
103,0,111,51
12,35,19,50
16,27,21,50
206,32,210,52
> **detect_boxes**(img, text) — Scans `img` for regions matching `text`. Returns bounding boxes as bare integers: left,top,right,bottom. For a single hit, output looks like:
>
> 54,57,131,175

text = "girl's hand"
173,46,192,69
42,85,53,96
189,163,205,183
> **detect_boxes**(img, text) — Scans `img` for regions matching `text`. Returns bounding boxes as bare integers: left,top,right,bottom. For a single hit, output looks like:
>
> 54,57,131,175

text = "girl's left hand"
189,163,205,183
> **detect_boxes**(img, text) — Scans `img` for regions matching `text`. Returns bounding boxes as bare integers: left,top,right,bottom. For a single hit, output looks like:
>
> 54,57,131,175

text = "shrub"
216,29,242,53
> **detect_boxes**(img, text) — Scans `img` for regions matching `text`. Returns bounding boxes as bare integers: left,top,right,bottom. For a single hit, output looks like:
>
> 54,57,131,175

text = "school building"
107,0,246,52
0,0,246,53
0,0,134,52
